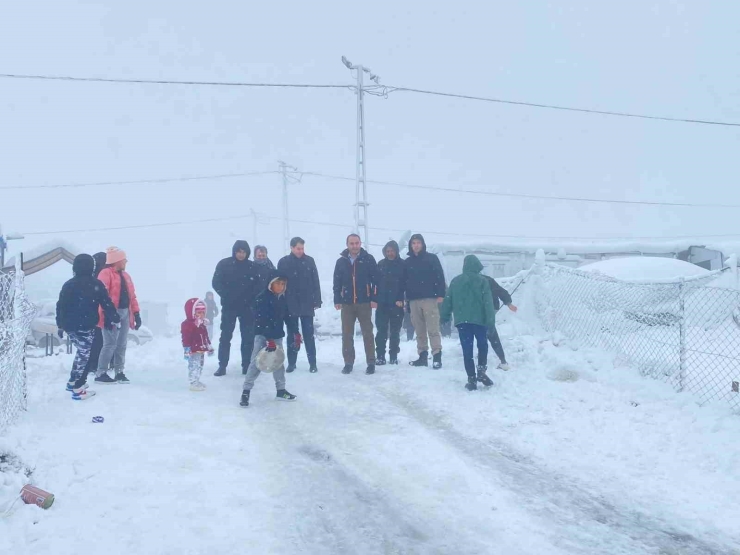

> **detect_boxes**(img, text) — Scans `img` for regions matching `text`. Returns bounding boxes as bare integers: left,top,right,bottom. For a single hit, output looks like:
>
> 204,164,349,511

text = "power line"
385,86,740,128
0,171,277,190
0,73,351,90
299,171,740,209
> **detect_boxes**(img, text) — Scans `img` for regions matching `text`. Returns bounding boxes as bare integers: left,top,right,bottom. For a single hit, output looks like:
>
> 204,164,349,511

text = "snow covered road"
2,333,740,554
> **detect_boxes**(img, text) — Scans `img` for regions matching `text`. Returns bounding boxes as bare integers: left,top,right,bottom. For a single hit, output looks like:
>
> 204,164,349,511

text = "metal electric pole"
278,161,297,252
342,56,381,248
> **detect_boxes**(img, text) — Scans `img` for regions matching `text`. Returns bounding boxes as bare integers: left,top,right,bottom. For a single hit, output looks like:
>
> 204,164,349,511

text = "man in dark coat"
333,234,378,375
404,234,446,368
374,240,405,365
277,237,322,373
212,240,266,376
484,275,518,370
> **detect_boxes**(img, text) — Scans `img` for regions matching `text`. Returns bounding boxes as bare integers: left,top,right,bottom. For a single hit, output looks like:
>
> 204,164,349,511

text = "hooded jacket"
97,264,140,329
484,275,512,310
57,254,119,332
92,252,107,279
440,255,496,329
212,240,266,311
333,248,378,305
181,298,212,352
404,234,446,301
254,271,290,339
277,251,322,316
374,241,406,307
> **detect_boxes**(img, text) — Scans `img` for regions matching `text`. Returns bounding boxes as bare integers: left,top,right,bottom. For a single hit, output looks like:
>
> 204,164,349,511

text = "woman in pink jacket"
94,247,142,385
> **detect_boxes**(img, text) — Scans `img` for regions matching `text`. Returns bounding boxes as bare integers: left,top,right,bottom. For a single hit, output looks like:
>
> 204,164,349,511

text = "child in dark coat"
181,298,214,391
57,254,120,400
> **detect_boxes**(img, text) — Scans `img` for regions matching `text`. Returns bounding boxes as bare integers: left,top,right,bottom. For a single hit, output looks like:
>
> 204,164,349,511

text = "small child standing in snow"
181,298,214,391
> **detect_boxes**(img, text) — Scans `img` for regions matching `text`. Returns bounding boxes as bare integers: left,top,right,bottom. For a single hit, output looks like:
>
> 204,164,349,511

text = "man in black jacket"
277,237,322,373
484,275,518,371
212,240,266,376
333,234,378,375
405,234,446,368
374,240,405,365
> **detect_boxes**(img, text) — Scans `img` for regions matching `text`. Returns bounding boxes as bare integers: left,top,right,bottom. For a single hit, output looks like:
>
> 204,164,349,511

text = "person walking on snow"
181,298,214,391
333,234,378,375
204,291,219,342
57,254,120,400
374,240,405,366
240,271,297,407
483,275,518,371
439,255,496,391
253,245,276,271
277,237,322,373
405,234,446,368
94,247,141,385
212,240,266,376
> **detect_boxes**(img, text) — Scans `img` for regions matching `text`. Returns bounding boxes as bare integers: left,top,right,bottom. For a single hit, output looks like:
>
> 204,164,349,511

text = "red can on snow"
20,485,55,509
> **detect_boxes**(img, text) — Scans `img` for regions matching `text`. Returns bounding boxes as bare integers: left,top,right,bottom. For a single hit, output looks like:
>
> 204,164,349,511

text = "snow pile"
580,256,712,282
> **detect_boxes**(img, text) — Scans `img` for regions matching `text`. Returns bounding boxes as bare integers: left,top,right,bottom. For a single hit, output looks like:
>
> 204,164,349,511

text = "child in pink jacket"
181,298,214,391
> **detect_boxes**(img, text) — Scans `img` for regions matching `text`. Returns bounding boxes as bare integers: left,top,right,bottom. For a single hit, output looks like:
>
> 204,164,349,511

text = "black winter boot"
214,366,226,377
286,364,296,373
465,377,478,391
239,390,250,407
375,356,386,366
309,364,318,373
389,356,399,365
432,352,442,369
366,364,375,375
342,364,353,374
477,365,493,387
409,351,429,367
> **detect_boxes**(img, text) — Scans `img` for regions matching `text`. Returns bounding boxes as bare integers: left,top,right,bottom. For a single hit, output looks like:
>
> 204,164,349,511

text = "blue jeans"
456,323,488,378
286,316,317,367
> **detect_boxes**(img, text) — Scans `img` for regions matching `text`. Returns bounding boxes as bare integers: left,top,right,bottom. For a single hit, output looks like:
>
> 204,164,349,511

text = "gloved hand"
105,317,116,331
57,329,64,339
134,312,142,331
265,340,277,353
207,348,215,357
292,333,302,351
184,347,191,360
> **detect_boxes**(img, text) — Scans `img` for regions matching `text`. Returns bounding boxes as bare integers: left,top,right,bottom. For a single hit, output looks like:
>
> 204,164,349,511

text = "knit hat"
106,246,127,265
193,299,207,315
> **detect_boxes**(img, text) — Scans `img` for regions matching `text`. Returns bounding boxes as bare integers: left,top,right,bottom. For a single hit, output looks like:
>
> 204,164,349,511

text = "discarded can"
20,485,55,509
92,416,104,423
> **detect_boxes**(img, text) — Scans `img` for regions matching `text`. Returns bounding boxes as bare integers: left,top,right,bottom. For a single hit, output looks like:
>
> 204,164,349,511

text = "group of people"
55,233,516,404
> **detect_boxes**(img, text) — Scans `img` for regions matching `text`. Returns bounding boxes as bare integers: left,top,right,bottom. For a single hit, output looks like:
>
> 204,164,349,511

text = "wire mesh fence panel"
532,264,740,410
0,269,36,433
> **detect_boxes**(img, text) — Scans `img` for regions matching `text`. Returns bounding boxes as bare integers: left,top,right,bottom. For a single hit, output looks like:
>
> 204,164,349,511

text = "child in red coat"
181,298,214,391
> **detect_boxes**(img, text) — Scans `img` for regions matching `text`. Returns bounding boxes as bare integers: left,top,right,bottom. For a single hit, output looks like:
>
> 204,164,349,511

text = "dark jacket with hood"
92,252,107,279
375,241,406,307
212,241,266,311
181,298,212,352
56,254,120,332
440,255,496,329
333,248,378,305
277,252,322,317
404,234,446,301
254,271,290,339
484,276,512,310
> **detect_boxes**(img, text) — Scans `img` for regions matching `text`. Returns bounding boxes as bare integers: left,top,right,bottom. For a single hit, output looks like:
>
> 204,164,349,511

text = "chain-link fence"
531,263,740,410
0,269,36,433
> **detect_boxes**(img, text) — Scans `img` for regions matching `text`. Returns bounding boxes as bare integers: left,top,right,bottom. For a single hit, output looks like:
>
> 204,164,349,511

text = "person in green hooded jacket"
439,255,496,390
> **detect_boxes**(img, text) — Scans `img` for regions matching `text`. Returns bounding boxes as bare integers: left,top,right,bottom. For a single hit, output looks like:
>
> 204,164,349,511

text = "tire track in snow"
376,387,739,555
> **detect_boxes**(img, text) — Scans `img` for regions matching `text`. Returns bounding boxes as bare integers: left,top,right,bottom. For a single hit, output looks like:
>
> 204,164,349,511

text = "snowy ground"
2,321,740,555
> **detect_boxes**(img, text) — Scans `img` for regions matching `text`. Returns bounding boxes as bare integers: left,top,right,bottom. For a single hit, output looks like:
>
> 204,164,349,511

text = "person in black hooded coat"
212,240,267,375
373,240,405,364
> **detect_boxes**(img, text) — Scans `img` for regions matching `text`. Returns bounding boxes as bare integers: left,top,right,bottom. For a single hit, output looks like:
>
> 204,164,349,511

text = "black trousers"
375,304,404,358
286,315,317,367
488,325,506,363
218,306,255,370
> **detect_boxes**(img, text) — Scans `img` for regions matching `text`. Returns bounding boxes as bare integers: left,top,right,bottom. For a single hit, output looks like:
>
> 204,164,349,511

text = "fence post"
678,278,686,392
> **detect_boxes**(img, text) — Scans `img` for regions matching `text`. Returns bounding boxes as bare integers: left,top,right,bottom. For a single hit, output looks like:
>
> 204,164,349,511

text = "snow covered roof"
427,238,740,256
2,240,80,275
579,257,712,282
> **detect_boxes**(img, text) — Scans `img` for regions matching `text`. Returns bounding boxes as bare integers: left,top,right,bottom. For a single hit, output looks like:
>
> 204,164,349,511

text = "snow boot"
375,356,387,366
409,351,429,367
497,362,510,371
115,373,130,384
214,366,226,377
477,365,493,387
309,364,318,374
389,355,399,365
465,377,478,391
190,382,207,392
342,364,353,374
276,389,297,401
286,364,296,374
432,352,442,369
94,374,117,385
239,390,250,407
366,364,376,375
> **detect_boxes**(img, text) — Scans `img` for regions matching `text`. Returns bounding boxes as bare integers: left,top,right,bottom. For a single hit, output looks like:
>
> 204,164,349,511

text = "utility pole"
342,56,381,248
278,161,297,252
249,208,270,247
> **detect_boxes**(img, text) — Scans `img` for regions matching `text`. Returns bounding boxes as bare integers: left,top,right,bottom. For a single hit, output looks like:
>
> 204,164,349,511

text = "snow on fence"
0,268,36,433
530,263,740,410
